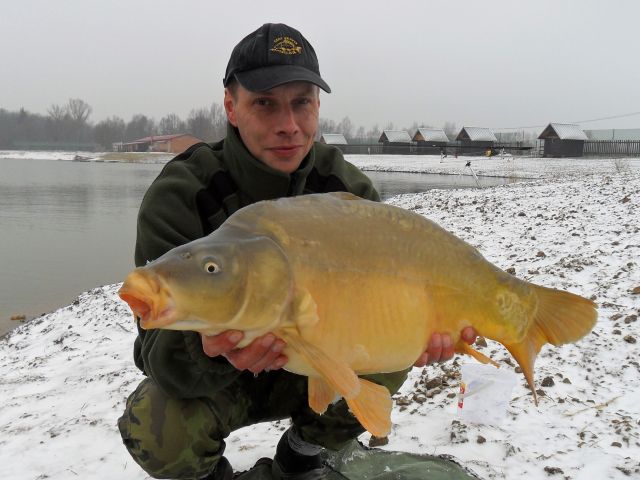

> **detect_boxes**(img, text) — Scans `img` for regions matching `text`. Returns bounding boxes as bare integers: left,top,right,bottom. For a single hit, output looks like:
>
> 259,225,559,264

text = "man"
118,23,476,480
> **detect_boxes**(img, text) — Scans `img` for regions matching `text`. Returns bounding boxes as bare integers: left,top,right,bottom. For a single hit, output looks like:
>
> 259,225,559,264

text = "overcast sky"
1,0,639,133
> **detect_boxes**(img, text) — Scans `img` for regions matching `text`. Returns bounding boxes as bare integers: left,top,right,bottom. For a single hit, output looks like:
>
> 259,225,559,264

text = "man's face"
224,81,320,174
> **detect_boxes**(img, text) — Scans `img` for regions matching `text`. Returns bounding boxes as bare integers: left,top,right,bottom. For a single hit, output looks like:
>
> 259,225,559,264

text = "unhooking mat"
235,440,482,479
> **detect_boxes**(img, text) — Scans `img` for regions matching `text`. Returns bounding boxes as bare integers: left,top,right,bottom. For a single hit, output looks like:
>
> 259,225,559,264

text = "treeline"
0,99,230,151
0,97,471,151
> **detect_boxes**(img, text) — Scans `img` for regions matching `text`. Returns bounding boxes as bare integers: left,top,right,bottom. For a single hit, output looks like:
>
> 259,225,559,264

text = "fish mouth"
118,269,178,329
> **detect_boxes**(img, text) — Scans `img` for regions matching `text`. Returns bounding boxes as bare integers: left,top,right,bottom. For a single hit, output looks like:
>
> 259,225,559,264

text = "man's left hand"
413,327,477,367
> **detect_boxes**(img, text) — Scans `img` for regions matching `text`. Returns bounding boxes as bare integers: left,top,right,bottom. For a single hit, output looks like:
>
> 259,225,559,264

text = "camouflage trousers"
118,368,409,479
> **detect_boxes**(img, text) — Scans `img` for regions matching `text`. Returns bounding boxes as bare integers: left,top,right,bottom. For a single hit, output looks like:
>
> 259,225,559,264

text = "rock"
544,466,564,475
475,336,488,348
476,435,486,444
369,436,389,447
624,315,637,324
631,286,640,295
611,441,622,448
536,251,546,258
506,267,516,275
541,376,555,387
425,377,442,390
623,335,636,344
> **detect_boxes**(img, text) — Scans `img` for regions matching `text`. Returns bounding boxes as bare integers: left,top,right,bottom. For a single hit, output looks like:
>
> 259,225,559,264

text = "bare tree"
187,108,214,141
442,121,458,140
47,104,68,122
67,98,92,124
159,113,185,135
210,102,227,141
94,116,126,150
337,116,354,140
125,114,156,142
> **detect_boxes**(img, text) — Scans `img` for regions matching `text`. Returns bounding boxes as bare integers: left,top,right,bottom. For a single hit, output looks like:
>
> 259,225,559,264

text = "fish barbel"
119,192,597,437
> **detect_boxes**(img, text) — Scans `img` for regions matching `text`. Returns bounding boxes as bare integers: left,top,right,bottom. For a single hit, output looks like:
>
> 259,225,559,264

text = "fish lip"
118,275,177,330
140,303,178,330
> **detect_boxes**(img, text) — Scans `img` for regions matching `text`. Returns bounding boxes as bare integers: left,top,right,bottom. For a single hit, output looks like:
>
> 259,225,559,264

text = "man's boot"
272,428,328,480
202,457,233,480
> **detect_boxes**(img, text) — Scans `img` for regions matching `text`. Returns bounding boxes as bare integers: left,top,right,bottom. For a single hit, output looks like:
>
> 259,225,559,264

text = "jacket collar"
222,123,315,203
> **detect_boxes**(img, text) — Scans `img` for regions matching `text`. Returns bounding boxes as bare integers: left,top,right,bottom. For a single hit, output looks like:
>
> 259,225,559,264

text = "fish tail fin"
504,286,597,405
346,379,393,438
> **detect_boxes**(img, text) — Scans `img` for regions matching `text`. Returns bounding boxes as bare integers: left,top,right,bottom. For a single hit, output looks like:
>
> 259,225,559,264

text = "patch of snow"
1,156,639,479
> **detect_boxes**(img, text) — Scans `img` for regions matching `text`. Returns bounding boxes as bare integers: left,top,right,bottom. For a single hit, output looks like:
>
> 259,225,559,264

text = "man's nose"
275,105,299,136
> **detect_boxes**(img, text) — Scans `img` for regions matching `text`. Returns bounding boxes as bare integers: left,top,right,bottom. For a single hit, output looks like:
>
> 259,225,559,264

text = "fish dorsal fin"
308,377,337,414
279,331,361,400
346,378,393,438
327,191,362,201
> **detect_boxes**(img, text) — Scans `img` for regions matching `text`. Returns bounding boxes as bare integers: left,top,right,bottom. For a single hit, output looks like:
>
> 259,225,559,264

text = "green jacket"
133,124,380,399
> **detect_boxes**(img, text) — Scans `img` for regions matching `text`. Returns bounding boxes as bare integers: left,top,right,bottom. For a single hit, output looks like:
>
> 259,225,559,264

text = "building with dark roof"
538,123,587,157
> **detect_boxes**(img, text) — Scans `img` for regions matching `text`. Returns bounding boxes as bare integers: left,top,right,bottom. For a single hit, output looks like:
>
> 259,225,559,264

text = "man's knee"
118,378,224,479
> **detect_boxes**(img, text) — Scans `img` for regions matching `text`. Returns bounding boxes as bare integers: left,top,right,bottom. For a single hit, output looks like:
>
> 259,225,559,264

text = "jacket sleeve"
132,152,242,399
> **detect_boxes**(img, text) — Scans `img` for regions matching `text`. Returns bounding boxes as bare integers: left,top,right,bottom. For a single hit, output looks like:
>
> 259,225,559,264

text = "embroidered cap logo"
270,36,302,55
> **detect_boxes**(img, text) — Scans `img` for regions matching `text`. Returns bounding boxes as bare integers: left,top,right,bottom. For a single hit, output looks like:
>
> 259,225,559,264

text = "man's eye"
255,98,271,106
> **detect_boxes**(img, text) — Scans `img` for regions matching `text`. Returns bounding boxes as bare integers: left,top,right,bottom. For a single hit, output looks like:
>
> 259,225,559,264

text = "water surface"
0,156,516,336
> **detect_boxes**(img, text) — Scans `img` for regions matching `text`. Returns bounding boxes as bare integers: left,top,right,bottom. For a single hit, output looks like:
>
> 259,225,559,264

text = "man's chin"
262,155,305,174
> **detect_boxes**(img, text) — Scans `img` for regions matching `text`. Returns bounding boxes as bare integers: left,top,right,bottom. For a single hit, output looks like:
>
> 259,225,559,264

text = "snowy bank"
0,157,639,479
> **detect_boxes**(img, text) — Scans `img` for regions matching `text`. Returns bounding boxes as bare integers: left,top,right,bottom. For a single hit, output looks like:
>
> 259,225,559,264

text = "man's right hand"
201,331,288,375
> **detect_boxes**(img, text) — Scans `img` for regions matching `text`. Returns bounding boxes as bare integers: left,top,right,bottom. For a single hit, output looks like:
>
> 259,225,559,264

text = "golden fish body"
119,192,597,437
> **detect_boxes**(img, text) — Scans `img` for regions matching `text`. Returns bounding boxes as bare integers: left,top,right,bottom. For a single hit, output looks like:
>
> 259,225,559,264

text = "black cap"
223,23,331,93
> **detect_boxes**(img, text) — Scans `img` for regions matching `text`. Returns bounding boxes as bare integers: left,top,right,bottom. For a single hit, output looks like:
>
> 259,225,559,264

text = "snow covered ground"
1,155,638,479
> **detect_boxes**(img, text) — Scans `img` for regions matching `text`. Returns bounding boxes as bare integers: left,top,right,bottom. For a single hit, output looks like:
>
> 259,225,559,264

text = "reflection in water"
0,158,163,335
0,158,517,336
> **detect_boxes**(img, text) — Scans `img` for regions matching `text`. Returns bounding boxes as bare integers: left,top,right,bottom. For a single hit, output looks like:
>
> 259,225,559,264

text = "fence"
584,140,640,157
335,142,535,156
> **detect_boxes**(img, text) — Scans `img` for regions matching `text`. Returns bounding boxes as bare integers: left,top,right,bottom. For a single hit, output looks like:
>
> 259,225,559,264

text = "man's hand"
201,330,288,374
413,327,477,367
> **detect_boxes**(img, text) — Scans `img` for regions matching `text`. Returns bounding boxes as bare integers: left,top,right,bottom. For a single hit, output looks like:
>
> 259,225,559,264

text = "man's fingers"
224,334,287,373
426,332,443,364
461,326,478,345
201,330,243,357
413,351,429,368
440,334,454,360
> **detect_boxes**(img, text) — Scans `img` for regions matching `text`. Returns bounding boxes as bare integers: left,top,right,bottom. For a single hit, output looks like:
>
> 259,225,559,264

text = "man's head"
223,24,330,174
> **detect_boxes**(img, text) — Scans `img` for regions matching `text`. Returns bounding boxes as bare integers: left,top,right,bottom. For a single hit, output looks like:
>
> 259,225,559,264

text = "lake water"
0,156,515,336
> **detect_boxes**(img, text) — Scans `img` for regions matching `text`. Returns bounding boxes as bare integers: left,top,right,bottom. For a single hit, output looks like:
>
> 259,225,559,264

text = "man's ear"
224,89,238,127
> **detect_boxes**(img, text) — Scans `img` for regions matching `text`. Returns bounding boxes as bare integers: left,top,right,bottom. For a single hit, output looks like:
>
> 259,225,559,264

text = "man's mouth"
269,145,302,157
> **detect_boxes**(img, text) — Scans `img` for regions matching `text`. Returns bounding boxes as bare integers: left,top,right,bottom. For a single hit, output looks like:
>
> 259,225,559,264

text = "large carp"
119,192,597,437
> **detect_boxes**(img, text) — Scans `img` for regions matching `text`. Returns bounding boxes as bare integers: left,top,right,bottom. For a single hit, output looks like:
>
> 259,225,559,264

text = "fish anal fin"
279,331,360,399
504,323,547,406
346,378,393,438
456,341,499,367
308,377,336,414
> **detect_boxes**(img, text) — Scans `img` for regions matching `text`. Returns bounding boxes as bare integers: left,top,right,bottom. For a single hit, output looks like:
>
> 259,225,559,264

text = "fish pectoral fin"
280,331,360,399
456,341,499,367
308,377,336,414
346,378,393,438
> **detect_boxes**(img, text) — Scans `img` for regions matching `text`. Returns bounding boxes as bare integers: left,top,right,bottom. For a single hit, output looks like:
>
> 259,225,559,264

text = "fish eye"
203,261,221,274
